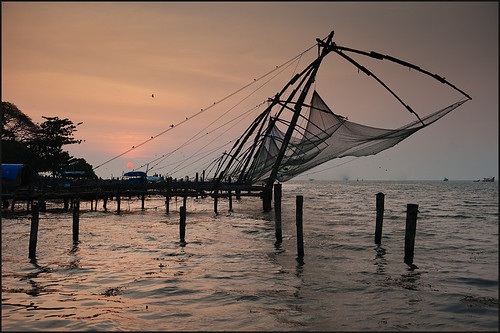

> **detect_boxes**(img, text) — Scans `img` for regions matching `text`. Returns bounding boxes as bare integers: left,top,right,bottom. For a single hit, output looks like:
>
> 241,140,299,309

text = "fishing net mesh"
242,91,467,183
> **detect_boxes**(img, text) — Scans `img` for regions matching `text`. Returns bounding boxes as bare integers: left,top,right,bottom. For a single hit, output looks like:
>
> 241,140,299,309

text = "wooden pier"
1,177,269,214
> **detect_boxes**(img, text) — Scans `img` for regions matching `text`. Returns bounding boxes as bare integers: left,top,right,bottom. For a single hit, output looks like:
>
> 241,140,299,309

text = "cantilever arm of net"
330,48,426,126
332,45,472,101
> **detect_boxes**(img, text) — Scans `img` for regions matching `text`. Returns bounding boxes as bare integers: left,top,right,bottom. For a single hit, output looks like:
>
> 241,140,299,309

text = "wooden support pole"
180,206,186,243
214,192,218,216
73,199,80,243
166,177,171,214
91,199,94,211
183,195,187,209
64,198,69,211
375,192,385,245
296,195,304,258
103,197,107,211
274,183,282,243
117,195,121,214
404,204,419,268
228,177,233,212
263,187,272,212
29,203,40,259
141,194,145,210
39,195,46,212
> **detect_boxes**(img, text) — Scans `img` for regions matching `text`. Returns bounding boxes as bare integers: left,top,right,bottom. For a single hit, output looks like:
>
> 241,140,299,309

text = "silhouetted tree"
1,102,39,142
29,116,83,176
2,101,95,177
66,157,97,179
1,102,41,166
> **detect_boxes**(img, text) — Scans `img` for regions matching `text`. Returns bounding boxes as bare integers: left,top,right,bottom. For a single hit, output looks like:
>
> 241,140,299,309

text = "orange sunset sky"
2,2,498,180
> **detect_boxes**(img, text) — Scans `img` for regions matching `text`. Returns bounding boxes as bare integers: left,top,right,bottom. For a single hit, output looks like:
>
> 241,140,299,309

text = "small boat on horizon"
443,177,449,181
482,177,495,182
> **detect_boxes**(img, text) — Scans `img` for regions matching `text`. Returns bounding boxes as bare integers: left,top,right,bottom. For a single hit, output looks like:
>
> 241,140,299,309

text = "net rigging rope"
135,48,314,176
93,44,317,171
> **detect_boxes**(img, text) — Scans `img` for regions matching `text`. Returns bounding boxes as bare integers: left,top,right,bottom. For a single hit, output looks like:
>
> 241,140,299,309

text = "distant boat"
482,177,495,182
443,177,449,181
473,179,480,182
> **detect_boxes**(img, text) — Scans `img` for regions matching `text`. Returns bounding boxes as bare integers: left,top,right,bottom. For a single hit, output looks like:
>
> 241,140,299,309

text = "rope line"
93,44,317,171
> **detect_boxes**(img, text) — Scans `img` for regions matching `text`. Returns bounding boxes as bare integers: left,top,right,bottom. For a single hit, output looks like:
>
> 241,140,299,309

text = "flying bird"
152,94,154,98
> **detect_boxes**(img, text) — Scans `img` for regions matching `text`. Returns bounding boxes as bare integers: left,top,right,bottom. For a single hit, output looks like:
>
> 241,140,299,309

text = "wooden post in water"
29,203,40,259
117,194,121,214
73,198,80,243
214,191,218,216
228,177,233,212
375,192,385,245
103,197,107,211
141,194,145,210
263,187,272,212
64,198,69,211
39,194,46,212
274,183,283,243
296,195,304,258
404,204,419,268
166,177,171,214
179,206,186,243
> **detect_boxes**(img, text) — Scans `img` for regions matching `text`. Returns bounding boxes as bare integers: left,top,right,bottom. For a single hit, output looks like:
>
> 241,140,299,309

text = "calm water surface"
2,181,498,331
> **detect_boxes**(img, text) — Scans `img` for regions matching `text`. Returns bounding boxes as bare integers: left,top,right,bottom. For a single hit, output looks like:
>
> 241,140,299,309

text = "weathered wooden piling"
73,199,80,242
296,195,304,258
29,203,40,259
117,195,121,214
180,206,186,243
141,194,145,210
214,191,218,216
39,195,46,212
103,197,108,211
263,187,272,212
228,178,233,212
375,192,385,244
165,196,170,214
404,204,419,268
274,183,282,243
